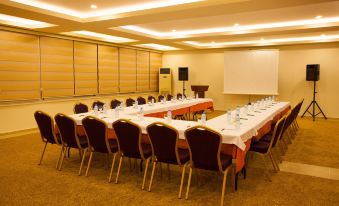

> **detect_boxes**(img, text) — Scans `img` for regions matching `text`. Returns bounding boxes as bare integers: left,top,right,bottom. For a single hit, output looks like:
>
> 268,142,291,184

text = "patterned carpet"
0,113,338,206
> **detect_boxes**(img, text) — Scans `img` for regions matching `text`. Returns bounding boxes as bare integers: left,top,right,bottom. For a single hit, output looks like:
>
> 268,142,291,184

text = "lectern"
191,85,209,98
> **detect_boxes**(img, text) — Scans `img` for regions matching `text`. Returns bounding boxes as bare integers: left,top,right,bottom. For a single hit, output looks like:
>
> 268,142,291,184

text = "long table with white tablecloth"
69,99,290,173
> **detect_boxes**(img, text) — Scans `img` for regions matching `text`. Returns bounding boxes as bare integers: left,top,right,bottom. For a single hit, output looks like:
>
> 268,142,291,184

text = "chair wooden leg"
67,147,71,158
178,164,186,199
78,148,87,176
185,167,193,200
261,155,272,182
129,158,132,171
220,168,229,206
108,153,117,182
56,146,64,169
148,161,157,192
159,162,163,179
58,146,68,171
85,151,94,177
38,142,48,165
167,163,171,180
268,151,279,172
142,158,150,190
115,155,123,184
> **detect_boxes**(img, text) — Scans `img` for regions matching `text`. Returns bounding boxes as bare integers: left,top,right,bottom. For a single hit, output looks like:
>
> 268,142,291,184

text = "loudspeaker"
178,67,188,81
306,64,320,81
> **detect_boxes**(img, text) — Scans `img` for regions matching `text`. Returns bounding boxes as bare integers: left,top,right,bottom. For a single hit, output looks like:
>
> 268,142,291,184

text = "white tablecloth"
70,100,289,151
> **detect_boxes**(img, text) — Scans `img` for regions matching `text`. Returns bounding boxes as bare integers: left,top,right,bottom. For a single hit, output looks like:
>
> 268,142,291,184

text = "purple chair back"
148,96,156,103
185,126,222,171
158,95,165,102
281,111,293,136
137,97,146,105
34,111,58,144
92,101,105,109
74,103,88,114
271,116,287,148
167,94,173,101
112,119,142,158
110,99,121,109
82,116,109,153
147,123,180,164
55,113,79,148
126,98,135,107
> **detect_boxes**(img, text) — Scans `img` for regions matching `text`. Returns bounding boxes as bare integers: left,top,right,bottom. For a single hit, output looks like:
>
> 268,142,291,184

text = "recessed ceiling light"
90,4,97,9
0,13,55,28
172,29,176,32
234,23,240,26
62,30,135,43
315,15,323,19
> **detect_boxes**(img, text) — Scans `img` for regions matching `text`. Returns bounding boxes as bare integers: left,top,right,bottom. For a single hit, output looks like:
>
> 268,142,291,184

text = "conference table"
70,98,290,174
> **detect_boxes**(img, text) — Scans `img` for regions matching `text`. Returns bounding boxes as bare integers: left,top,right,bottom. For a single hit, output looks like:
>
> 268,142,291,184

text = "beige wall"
163,43,339,118
0,92,157,134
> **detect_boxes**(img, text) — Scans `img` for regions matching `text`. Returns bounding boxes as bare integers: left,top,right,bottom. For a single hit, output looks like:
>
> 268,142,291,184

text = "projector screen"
224,50,279,95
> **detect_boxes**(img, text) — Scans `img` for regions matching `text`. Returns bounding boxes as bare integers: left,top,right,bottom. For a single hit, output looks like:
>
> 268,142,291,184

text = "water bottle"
139,107,144,120
235,113,240,129
93,105,98,115
201,111,206,125
114,108,119,118
196,93,199,99
120,103,124,111
227,111,232,123
103,104,107,114
236,106,240,116
151,98,155,105
167,109,172,122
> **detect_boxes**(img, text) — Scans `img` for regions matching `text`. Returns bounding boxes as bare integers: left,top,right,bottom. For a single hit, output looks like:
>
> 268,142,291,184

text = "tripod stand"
301,80,327,121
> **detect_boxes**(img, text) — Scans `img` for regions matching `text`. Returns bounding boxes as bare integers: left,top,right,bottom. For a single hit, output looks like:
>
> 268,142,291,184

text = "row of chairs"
246,99,304,181
34,111,233,206
73,93,187,114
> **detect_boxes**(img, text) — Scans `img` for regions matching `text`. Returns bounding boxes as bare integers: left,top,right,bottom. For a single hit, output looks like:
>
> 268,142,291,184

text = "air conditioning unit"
159,68,171,94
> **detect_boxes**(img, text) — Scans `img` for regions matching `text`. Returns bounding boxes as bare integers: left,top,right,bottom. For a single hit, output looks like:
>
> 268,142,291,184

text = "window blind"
0,30,40,101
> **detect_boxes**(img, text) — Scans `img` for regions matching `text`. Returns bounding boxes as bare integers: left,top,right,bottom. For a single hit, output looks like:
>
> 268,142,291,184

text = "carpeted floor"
0,113,338,206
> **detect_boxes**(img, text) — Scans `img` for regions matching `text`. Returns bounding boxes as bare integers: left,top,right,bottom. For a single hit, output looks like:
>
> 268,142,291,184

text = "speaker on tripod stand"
301,64,327,121
178,67,188,96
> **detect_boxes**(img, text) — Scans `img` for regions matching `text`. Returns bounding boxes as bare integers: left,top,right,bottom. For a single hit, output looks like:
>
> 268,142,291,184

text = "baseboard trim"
0,128,39,140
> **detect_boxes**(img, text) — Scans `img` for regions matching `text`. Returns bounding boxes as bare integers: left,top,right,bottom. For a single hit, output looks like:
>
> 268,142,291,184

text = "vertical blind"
0,30,40,101
137,51,150,92
0,29,162,102
98,45,119,94
40,37,74,98
119,48,137,93
150,52,161,91
74,42,98,96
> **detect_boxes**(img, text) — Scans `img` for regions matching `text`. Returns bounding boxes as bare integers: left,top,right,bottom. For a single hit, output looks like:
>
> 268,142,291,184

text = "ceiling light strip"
120,17,339,38
183,34,339,47
10,0,204,19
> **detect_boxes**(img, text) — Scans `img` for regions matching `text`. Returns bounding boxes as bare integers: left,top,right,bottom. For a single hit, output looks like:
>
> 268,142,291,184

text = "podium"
191,85,209,98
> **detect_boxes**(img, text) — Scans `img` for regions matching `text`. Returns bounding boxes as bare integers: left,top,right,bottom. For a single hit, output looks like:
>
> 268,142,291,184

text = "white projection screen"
224,50,279,95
